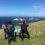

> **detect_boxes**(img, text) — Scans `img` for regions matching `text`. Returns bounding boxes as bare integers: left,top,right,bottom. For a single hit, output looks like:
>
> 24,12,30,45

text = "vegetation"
0,20,45,45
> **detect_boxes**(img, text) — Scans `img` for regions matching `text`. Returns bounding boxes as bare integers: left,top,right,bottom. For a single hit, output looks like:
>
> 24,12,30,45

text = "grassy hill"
0,20,45,45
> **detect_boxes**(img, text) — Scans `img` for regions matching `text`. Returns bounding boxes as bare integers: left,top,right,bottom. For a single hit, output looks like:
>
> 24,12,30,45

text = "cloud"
31,5,45,16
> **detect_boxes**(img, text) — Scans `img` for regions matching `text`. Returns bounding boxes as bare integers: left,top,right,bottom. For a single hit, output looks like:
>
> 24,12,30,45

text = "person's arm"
12,25,15,31
2,24,6,29
27,24,29,27
19,23,23,27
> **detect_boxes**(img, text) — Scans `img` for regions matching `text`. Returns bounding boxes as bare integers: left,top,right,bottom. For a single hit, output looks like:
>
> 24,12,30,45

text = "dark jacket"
21,23,28,31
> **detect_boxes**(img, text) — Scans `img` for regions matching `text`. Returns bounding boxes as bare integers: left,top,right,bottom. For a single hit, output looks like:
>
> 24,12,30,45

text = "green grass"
0,20,45,45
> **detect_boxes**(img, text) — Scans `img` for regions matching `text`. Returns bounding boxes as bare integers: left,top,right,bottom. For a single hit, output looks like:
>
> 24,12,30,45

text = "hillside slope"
0,20,45,45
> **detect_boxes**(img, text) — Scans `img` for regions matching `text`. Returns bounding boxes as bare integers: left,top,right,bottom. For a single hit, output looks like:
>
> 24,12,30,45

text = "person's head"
23,20,25,24
8,21,12,24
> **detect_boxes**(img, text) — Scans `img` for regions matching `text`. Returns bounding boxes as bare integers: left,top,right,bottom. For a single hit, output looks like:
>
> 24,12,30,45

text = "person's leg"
4,29,7,39
8,38,11,45
21,31,24,41
8,35,11,45
14,32,17,41
25,30,30,39
19,32,21,38
12,33,16,42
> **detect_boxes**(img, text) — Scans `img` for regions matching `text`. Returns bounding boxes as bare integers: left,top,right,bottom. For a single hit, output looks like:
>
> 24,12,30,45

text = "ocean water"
0,16,45,28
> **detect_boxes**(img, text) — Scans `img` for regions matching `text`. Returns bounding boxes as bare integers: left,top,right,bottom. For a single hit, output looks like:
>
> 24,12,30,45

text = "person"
14,28,21,39
20,20,30,40
14,28,17,41
7,21,15,45
2,22,8,39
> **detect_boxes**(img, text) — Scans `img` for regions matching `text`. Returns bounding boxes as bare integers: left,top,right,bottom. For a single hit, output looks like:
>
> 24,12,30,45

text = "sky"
0,0,45,17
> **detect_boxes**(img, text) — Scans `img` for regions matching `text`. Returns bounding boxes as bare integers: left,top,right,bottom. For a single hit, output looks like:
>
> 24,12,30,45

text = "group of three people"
2,20,30,45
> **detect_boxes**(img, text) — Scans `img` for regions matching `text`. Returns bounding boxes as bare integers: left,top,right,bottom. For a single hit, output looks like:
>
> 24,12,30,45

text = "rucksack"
7,24,14,34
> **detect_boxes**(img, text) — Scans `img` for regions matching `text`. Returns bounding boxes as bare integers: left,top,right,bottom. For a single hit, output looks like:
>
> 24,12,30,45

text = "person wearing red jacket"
20,20,30,40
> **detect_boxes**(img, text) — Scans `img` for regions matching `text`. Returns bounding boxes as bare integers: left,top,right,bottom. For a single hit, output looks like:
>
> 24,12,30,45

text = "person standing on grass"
20,20,30,40
2,22,8,39
7,21,15,45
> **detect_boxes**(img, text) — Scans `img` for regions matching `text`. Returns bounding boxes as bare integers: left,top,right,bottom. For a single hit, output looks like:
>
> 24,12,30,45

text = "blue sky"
0,0,45,17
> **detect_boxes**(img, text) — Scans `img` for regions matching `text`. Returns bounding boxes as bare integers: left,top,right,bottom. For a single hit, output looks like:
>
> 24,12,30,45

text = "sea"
0,16,45,28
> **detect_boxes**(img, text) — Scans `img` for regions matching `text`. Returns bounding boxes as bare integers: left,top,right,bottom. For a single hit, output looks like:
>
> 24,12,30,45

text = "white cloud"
31,5,45,16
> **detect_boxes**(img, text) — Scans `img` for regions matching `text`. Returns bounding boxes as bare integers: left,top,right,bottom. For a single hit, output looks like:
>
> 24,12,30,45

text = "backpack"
7,24,14,34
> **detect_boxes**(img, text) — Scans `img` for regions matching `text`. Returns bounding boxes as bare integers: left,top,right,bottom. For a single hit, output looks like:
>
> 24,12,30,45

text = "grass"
0,20,45,45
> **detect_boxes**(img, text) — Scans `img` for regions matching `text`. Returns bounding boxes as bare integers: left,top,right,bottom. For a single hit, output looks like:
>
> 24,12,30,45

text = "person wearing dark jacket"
7,21,15,45
20,20,30,40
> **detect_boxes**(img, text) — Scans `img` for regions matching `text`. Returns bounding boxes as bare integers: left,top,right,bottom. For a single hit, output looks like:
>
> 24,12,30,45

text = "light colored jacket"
2,24,6,29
